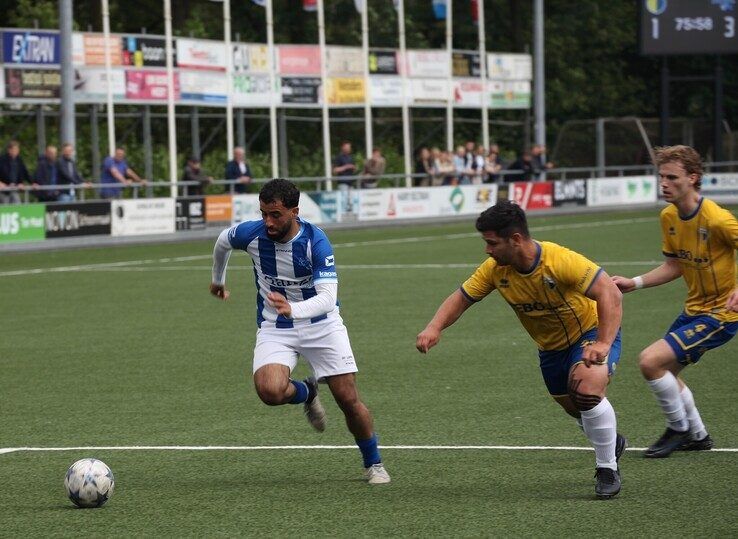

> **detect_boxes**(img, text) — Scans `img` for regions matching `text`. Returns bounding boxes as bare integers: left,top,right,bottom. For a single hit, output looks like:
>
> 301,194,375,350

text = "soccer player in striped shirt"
211,179,390,484
416,200,626,499
613,145,738,458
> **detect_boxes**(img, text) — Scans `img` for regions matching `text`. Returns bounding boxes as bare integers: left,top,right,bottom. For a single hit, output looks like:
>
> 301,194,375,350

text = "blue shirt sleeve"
311,228,338,284
227,220,263,250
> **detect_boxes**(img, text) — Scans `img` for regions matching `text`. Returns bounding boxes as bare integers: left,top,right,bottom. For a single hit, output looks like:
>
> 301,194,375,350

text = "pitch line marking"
2,444,737,455
0,216,656,278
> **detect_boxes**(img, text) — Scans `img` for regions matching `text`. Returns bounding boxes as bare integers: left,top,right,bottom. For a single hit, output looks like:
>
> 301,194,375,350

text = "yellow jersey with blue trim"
460,241,602,351
660,197,738,323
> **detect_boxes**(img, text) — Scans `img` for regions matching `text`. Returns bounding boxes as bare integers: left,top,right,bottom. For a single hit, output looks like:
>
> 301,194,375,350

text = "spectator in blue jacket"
100,147,147,199
0,140,30,204
225,147,252,194
33,145,72,202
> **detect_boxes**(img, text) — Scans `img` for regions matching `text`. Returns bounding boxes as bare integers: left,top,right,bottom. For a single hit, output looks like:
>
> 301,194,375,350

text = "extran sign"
2,31,60,65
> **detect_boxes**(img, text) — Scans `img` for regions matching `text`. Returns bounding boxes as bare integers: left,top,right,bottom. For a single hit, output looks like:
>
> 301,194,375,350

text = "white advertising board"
487,53,532,80
702,173,738,195
452,78,483,108
358,185,497,221
111,198,175,236
326,46,363,76
176,38,227,71
232,73,274,107
231,194,323,225
73,67,125,102
179,70,227,104
406,50,450,78
410,78,448,106
587,176,657,207
368,76,405,106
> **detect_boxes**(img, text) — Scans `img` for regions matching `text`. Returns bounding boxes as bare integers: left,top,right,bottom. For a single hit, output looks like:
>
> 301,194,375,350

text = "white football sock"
680,385,708,441
581,398,617,470
646,372,688,432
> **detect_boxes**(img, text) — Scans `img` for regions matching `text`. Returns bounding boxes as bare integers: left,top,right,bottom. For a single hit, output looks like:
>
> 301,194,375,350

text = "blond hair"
653,145,703,190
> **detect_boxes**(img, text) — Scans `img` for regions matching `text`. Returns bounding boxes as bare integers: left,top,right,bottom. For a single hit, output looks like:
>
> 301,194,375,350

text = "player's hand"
611,276,636,293
210,283,230,300
726,288,738,312
416,327,441,354
267,291,292,317
581,341,610,368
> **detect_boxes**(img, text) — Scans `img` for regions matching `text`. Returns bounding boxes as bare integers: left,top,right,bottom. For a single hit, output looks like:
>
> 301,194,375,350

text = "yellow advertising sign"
326,77,365,105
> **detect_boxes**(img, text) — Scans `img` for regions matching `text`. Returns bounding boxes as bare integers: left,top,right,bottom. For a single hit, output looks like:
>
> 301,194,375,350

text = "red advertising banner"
510,181,553,211
278,45,321,75
125,70,180,100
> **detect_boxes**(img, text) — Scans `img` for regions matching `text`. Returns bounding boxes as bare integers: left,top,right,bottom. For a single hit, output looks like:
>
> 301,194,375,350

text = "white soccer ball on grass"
64,458,115,508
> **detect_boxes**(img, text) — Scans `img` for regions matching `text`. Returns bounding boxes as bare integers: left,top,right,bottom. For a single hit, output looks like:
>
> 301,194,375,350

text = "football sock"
576,417,584,431
356,433,382,468
288,380,309,404
680,385,708,441
581,398,617,470
647,372,688,432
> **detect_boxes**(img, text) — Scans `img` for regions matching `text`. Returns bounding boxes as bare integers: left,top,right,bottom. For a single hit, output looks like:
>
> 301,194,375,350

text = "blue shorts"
664,312,738,365
538,328,622,396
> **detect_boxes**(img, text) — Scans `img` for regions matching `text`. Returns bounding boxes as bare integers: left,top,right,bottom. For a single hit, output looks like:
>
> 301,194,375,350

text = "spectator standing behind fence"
100,147,147,199
453,145,473,185
0,140,30,204
332,141,357,185
414,147,433,187
507,150,535,182
225,147,252,194
531,144,554,180
472,145,488,184
183,156,212,196
438,150,456,185
485,144,505,183
33,145,70,203
361,147,385,189
57,143,92,200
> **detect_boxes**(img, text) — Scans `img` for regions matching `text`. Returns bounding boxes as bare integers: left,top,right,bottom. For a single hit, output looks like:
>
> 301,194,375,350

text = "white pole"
101,0,115,156
477,0,489,151
224,0,234,160
533,0,546,150
164,0,177,197
266,0,279,177
445,0,453,152
361,0,372,158
317,0,332,190
397,0,412,188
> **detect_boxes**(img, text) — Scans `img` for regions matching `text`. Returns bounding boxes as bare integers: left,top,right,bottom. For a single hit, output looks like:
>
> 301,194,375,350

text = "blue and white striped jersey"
226,218,339,328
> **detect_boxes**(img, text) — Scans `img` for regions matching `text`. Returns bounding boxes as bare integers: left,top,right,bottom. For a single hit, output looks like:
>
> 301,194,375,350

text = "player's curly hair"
259,178,300,208
475,199,530,239
653,145,703,191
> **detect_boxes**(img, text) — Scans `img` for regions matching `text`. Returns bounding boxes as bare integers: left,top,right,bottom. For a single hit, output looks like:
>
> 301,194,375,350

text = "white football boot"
364,463,391,484
303,377,326,432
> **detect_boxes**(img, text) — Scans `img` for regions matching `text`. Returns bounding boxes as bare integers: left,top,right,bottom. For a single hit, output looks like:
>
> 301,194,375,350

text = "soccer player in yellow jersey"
416,200,626,500
613,145,738,458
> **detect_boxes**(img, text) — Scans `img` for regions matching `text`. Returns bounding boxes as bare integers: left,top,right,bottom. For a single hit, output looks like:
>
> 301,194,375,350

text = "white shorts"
253,318,358,381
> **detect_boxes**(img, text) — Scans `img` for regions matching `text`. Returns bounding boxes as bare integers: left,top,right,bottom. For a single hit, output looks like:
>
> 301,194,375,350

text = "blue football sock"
356,433,381,468
288,380,309,404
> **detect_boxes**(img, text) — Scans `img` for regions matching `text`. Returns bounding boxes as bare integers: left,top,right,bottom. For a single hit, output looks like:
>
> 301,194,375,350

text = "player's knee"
254,383,289,406
567,383,602,411
638,350,661,379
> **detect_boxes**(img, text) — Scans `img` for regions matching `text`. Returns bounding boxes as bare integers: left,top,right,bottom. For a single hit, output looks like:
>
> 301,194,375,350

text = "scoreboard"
640,0,738,55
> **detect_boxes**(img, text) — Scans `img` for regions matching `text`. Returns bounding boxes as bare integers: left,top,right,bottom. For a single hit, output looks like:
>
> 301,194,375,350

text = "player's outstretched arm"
416,289,474,354
583,271,622,366
211,228,233,301
612,256,682,293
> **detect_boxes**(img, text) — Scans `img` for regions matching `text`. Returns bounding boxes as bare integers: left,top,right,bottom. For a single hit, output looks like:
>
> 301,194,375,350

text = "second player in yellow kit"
417,200,626,500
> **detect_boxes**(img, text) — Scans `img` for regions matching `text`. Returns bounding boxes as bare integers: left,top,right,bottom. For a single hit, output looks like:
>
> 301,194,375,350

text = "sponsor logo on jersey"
318,270,337,279
543,275,556,289
325,255,335,267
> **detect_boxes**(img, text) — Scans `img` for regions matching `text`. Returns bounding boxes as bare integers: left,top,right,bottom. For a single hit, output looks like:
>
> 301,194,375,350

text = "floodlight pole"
59,0,76,150
533,0,546,152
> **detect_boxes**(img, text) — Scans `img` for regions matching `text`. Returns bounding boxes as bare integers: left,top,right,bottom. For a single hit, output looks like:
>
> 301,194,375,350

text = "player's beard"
266,219,293,242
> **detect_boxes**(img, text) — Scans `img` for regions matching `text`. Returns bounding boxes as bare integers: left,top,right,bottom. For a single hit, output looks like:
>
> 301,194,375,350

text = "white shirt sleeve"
212,228,233,285
289,282,338,320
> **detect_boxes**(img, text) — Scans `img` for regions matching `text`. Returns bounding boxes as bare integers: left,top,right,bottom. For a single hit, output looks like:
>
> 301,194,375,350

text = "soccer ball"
64,458,115,508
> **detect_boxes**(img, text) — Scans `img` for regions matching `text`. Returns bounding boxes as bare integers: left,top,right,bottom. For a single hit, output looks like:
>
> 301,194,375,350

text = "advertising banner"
4,68,60,99
587,176,657,207
488,80,530,109
72,33,84,65
2,31,60,65
125,70,180,101
487,53,532,80
0,204,45,243
368,76,404,106
73,68,125,102
44,202,111,238
281,77,321,104
326,46,363,75
702,174,738,196
368,51,398,75
111,198,175,236
122,36,171,67
411,78,448,106
306,192,340,223
231,194,261,224
176,38,226,71
326,77,365,105
180,71,226,104
452,52,480,77
509,181,554,211
83,34,122,66
205,194,232,224
278,45,321,75
553,179,587,207
232,74,274,107
233,44,269,73
175,197,206,231
452,79,483,108
406,50,450,78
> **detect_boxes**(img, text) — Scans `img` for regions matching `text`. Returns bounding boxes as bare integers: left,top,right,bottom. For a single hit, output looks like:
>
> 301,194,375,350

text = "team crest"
543,276,556,289
698,227,709,241
668,226,676,236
